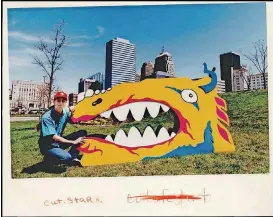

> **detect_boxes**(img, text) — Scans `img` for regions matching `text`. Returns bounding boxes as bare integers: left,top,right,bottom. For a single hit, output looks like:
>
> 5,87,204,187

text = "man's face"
54,98,67,111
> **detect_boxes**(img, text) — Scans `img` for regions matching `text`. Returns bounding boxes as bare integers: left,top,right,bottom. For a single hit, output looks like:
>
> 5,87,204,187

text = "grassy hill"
10,89,269,178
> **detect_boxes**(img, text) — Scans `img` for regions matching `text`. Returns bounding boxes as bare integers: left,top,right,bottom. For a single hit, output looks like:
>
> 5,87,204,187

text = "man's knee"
77,130,87,137
60,152,72,161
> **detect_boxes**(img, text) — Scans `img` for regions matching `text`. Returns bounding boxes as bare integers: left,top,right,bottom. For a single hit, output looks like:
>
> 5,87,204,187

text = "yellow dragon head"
71,63,235,166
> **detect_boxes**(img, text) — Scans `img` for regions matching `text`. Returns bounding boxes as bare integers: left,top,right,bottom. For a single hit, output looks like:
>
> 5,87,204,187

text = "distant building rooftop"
157,51,172,58
114,37,131,44
220,51,240,56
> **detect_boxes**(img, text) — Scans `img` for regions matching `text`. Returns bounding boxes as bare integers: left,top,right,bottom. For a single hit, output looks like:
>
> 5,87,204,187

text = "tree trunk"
48,77,53,108
262,73,266,89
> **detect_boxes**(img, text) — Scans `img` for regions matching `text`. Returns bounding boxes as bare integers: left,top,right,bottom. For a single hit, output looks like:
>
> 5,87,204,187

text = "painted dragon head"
71,63,235,166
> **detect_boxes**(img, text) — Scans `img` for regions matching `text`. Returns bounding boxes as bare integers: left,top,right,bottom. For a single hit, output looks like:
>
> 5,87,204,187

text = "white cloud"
65,42,86,47
70,35,89,39
9,56,33,67
94,26,105,38
23,48,42,55
10,19,18,26
8,31,53,44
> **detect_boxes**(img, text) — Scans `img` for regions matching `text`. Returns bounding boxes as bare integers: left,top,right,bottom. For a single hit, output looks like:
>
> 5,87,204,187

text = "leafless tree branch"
32,19,67,107
242,39,267,89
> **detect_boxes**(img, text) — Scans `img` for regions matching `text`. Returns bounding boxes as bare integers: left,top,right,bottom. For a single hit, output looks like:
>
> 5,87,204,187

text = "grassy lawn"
10,90,269,178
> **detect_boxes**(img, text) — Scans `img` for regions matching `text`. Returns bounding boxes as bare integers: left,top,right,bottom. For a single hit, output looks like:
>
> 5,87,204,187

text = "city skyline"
8,2,267,94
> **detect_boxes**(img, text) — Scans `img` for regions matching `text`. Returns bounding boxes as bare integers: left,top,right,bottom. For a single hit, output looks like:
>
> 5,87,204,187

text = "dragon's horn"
199,63,217,93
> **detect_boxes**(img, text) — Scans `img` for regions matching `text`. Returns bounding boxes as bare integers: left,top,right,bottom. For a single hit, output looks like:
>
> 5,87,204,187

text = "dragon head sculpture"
71,63,235,166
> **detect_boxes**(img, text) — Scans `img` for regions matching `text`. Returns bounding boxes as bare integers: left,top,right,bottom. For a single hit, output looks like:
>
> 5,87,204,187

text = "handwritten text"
44,196,103,206
127,188,210,207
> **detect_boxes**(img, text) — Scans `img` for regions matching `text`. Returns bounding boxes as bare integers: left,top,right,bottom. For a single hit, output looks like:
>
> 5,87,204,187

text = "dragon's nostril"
92,98,103,106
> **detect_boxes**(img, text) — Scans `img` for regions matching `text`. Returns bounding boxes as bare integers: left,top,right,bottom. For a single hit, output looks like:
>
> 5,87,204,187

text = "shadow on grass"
11,127,36,132
22,161,68,174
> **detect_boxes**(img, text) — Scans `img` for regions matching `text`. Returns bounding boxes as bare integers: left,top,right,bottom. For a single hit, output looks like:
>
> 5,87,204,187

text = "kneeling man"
38,91,87,166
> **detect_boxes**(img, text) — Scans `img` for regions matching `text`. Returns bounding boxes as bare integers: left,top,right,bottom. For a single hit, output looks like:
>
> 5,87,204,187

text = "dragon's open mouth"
71,98,187,150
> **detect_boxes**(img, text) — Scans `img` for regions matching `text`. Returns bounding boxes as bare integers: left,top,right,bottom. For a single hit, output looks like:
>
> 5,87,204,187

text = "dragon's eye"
181,89,198,103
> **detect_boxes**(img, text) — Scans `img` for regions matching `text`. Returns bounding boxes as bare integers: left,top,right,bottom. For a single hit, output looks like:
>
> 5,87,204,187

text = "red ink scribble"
217,124,230,143
129,194,201,201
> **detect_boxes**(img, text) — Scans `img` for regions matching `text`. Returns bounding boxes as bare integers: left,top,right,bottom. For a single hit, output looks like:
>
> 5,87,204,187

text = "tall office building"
105,37,136,89
231,65,249,92
136,73,141,82
78,78,96,93
88,72,105,89
220,52,241,92
217,80,226,94
141,61,154,80
249,73,268,90
68,93,78,106
154,47,176,78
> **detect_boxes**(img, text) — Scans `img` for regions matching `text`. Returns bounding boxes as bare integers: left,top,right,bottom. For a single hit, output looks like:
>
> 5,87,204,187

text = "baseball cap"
54,91,68,101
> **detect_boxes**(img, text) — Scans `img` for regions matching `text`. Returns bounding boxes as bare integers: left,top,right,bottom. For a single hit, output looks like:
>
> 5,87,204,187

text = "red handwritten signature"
128,194,201,201
127,188,210,205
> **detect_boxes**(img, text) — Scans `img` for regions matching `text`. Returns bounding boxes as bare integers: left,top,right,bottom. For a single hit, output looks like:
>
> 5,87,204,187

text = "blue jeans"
39,130,87,163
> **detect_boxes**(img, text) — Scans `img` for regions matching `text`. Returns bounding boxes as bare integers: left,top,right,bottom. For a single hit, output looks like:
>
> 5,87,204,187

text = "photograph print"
8,2,269,178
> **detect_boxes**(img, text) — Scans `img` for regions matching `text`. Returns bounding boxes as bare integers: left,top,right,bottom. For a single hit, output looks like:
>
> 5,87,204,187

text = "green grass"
10,89,269,178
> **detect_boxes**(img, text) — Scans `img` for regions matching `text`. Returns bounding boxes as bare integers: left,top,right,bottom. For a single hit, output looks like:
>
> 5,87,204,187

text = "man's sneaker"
71,158,82,167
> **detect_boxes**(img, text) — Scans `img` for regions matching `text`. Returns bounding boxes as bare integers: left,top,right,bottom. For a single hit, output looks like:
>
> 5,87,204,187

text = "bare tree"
32,19,66,108
36,84,49,110
16,95,23,108
242,40,268,89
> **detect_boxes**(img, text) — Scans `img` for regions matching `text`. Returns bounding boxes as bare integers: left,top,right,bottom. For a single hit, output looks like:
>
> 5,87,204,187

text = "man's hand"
73,136,86,145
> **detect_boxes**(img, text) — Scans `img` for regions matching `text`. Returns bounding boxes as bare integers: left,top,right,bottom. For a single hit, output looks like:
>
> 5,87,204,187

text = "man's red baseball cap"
54,91,68,101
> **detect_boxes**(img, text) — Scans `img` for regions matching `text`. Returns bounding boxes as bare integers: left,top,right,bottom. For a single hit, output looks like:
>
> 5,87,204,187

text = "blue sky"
8,2,267,94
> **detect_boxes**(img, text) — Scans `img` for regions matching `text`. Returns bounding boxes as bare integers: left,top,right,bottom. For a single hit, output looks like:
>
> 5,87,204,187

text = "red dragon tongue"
71,114,96,123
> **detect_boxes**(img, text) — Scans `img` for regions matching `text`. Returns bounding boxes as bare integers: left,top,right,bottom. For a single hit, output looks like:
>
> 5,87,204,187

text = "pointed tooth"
130,102,146,121
101,89,106,94
113,104,130,121
114,129,127,145
77,92,85,103
170,132,176,138
161,104,170,112
127,127,142,147
95,90,100,95
157,127,170,143
107,88,112,91
105,135,114,143
85,89,94,97
147,102,161,118
100,109,112,118
142,126,157,146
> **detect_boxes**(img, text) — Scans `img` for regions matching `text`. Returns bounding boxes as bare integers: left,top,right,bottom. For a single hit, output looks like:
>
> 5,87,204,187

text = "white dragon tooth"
170,132,176,138
127,126,142,147
112,104,130,121
95,90,100,95
101,89,106,94
85,89,94,97
147,102,161,118
142,126,157,146
130,102,146,121
114,129,127,145
157,127,170,143
107,88,112,91
160,104,170,112
100,109,112,118
77,92,85,103
105,135,114,142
